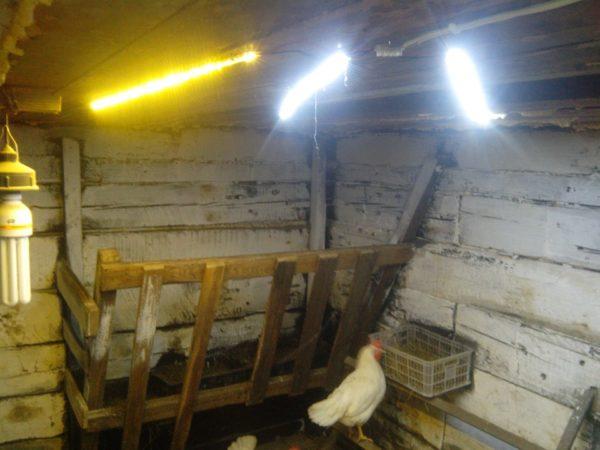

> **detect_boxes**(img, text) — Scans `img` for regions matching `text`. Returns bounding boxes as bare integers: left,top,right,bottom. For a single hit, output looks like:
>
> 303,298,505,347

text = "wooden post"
170,263,225,450
247,258,297,405
309,141,327,251
62,137,84,280
121,267,163,450
81,248,120,450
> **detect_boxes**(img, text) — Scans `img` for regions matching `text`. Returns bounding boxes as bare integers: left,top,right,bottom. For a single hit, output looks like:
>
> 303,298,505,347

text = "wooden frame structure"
59,244,413,450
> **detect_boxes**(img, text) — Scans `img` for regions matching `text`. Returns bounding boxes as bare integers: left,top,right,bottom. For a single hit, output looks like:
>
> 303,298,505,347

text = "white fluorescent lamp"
445,48,503,126
279,51,350,121
0,122,38,306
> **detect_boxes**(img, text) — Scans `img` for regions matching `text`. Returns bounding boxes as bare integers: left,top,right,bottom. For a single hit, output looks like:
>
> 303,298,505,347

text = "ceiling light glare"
445,48,504,126
90,51,258,111
279,51,350,121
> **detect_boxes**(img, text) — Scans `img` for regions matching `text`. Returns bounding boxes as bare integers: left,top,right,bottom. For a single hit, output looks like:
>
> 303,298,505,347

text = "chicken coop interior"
0,1,599,449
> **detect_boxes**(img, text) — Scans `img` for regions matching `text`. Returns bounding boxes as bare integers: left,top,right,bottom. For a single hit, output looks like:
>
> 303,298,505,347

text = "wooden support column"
81,248,121,450
62,137,83,279
122,267,163,450
309,141,327,251
171,262,224,450
362,155,438,338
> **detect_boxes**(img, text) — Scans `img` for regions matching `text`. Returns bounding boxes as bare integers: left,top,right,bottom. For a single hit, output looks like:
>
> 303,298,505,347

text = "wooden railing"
59,244,413,450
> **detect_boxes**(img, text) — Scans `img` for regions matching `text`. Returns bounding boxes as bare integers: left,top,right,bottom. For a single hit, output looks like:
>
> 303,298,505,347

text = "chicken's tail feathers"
227,435,257,450
308,397,343,427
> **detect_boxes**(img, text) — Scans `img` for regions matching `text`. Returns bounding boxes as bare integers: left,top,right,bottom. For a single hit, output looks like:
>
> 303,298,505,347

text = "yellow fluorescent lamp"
90,51,258,111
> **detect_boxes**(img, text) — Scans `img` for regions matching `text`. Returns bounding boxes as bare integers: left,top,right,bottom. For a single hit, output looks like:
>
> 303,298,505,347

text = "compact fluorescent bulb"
445,48,502,126
0,123,38,306
279,51,350,121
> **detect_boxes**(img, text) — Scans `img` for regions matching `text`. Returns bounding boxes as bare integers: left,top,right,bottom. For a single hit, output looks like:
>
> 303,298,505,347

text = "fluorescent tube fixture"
445,48,503,126
279,51,350,121
90,51,258,111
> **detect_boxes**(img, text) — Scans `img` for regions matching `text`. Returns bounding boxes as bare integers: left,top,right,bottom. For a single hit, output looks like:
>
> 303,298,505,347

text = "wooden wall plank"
446,129,600,174
0,292,61,347
82,201,308,230
84,159,311,184
0,393,64,444
170,263,224,450
83,181,308,209
122,268,163,450
0,344,64,398
455,305,600,412
460,195,600,270
404,244,600,342
248,258,297,405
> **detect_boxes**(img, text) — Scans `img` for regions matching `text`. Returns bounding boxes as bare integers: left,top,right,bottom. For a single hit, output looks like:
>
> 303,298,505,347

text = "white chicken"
308,340,386,442
227,435,257,450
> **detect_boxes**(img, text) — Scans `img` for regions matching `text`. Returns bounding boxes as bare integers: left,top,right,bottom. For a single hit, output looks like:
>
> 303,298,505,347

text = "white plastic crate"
373,324,473,397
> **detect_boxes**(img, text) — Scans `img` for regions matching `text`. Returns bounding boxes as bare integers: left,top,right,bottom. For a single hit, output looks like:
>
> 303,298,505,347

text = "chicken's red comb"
371,338,382,349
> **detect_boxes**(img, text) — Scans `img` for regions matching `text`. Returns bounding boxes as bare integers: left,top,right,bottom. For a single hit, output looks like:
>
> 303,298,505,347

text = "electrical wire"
375,0,586,57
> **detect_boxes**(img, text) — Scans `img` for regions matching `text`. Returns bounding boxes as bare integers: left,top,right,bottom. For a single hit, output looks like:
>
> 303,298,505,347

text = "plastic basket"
373,324,473,397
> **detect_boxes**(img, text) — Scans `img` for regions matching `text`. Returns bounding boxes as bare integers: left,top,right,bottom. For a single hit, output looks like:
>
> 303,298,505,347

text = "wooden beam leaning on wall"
390,155,438,244
62,137,84,279
81,248,121,450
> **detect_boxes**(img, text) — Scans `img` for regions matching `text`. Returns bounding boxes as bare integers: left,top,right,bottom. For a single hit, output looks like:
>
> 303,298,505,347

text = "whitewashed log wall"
0,126,64,449
332,130,600,449
0,126,312,448
69,128,312,379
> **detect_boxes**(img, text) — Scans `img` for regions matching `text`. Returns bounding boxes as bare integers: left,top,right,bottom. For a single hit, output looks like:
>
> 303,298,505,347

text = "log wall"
71,127,312,379
332,130,599,449
0,126,65,448
0,125,311,447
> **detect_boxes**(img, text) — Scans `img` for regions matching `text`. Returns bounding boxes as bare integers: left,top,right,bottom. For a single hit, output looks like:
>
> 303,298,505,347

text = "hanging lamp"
0,118,38,306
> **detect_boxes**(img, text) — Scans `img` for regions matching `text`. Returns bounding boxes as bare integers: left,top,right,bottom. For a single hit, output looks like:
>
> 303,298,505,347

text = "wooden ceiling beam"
1,86,61,114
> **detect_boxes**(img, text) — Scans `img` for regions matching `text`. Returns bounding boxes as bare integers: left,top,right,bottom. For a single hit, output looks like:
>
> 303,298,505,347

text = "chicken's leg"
356,425,373,443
